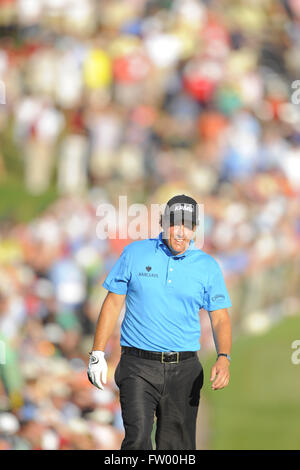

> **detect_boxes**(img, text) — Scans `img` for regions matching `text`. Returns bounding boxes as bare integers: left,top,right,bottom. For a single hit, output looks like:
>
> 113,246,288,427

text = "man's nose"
176,225,185,236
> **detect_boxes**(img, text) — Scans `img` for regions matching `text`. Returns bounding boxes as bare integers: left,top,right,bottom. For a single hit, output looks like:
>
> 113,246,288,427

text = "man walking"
88,195,232,450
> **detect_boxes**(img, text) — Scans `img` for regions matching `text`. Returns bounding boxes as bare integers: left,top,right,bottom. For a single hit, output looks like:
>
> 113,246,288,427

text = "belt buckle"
161,352,179,364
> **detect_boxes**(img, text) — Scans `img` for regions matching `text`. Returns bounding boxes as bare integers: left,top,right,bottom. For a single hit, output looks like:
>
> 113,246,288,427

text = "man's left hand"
210,356,230,390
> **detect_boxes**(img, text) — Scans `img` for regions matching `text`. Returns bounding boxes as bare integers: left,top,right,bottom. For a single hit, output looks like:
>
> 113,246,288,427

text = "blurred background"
0,0,300,450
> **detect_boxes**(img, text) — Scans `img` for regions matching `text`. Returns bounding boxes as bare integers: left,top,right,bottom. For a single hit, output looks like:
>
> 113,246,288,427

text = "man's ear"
160,214,168,231
192,225,197,237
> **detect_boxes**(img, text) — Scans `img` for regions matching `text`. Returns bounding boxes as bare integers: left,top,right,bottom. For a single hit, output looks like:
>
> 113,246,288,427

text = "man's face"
164,223,196,255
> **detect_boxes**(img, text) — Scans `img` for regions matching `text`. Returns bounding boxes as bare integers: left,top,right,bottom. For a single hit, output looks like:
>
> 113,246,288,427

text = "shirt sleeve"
102,246,131,295
203,259,232,312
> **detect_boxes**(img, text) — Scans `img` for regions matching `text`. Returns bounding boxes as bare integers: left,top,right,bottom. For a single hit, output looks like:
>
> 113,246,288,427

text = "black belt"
121,346,196,364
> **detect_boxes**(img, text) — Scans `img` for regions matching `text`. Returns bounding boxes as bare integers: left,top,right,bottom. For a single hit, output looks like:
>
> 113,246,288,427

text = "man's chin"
171,241,188,254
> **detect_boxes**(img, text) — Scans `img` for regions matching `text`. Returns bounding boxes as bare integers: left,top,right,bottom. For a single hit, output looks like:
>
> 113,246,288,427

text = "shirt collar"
155,231,196,257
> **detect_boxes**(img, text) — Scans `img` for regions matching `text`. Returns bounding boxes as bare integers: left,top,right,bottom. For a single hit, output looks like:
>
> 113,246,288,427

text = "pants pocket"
114,361,120,387
196,356,204,390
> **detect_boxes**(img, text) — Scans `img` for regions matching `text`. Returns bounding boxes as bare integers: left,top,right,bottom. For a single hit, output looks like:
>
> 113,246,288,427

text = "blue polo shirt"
102,232,232,352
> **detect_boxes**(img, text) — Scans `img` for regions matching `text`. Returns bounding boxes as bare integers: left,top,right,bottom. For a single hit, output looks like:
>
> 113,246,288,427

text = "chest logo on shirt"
139,266,158,278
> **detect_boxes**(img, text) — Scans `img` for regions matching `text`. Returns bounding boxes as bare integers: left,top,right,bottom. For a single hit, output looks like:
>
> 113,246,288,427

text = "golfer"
88,194,232,450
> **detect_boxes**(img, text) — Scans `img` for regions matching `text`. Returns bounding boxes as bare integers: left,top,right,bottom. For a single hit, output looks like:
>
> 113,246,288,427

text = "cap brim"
164,211,196,228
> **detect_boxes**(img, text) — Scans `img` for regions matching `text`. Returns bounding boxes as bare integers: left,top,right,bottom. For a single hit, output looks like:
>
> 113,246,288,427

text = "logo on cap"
174,203,194,212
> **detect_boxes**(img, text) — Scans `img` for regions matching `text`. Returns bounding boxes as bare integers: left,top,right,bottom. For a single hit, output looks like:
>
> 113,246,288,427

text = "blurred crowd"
1,0,300,450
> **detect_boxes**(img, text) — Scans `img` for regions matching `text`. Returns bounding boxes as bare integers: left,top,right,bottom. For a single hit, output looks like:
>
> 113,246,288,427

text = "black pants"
114,350,204,450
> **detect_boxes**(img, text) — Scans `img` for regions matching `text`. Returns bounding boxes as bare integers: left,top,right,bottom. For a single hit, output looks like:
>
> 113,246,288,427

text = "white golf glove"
87,350,107,390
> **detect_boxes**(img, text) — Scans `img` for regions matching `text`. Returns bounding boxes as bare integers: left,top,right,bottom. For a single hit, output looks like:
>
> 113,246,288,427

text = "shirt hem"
120,341,201,353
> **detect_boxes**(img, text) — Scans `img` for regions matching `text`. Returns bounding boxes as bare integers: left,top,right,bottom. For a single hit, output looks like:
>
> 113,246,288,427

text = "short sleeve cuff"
102,281,127,295
207,300,232,312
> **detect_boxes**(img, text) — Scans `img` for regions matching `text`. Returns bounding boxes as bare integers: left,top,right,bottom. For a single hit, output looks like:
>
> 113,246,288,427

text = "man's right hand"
87,350,107,390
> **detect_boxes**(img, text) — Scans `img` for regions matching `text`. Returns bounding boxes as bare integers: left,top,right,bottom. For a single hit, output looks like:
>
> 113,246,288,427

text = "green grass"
0,178,58,222
201,315,300,449
0,119,58,222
